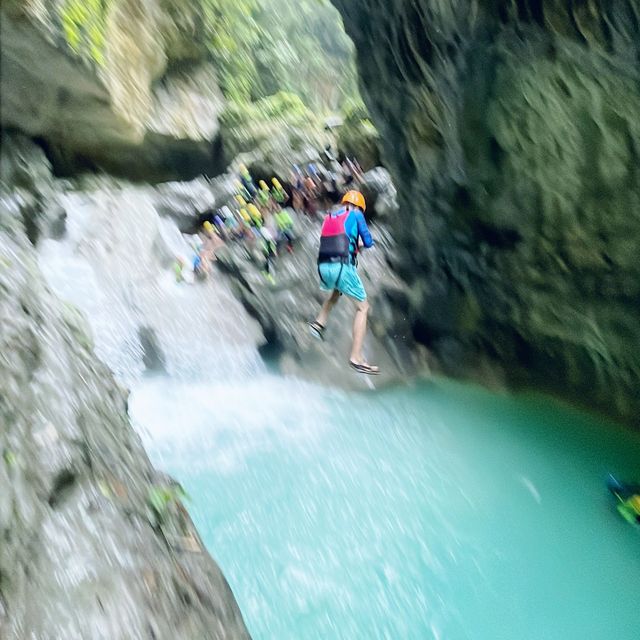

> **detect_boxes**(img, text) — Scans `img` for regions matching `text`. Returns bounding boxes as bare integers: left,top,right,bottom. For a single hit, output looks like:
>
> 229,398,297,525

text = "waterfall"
38,183,263,386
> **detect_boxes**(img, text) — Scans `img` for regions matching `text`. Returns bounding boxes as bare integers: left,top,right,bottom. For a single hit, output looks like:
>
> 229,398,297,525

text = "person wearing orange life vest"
309,190,379,375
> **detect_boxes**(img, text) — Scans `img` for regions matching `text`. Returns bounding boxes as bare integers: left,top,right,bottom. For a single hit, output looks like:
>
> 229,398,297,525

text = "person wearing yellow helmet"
275,208,295,253
236,208,254,245
310,190,378,374
235,179,251,201
247,203,263,228
259,225,278,284
238,163,257,197
618,494,640,524
199,219,224,271
271,177,289,207
256,179,272,210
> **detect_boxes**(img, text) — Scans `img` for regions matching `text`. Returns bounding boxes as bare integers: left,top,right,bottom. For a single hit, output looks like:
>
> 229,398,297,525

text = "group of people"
289,155,364,218
174,155,380,374
174,164,296,284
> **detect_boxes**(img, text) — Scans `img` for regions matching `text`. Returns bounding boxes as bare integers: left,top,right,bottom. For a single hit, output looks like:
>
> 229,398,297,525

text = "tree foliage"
55,0,367,132
200,0,359,110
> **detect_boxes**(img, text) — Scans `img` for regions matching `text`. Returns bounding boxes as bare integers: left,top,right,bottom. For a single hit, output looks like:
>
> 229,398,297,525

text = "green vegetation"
147,483,189,528
53,0,376,161
60,0,107,65
194,0,359,110
337,98,381,169
55,0,362,109
219,91,326,163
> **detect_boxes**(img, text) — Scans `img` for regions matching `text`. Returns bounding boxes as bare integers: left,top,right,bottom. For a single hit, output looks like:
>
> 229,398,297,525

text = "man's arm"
355,211,374,248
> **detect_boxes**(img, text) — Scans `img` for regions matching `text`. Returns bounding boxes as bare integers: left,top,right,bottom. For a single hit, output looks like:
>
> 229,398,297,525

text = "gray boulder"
359,167,399,220
0,3,226,182
0,132,67,244
152,175,236,232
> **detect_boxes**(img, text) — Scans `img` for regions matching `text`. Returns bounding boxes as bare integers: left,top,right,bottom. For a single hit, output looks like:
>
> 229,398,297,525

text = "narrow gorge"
1,1,639,639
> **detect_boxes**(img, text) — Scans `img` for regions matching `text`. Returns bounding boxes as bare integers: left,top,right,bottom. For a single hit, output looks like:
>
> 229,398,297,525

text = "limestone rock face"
0,136,250,640
333,0,640,422
0,1,226,181
0,132,67,244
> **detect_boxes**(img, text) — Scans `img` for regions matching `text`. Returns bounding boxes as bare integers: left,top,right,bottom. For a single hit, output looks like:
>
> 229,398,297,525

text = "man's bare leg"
349,299,378,372
315,289,341,327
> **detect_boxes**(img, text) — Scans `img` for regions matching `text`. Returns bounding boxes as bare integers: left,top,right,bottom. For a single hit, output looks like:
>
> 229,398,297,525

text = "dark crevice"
22,209,40,246
453,185,472,212
411,318,434,347
528,0,545,27
29,131,226,183
556,77,572,98
567,2,589,45
599,12,614,53
48,469,78,508
407,4,433,64
488,136,504,167
513,330,534,369
472,220,522,249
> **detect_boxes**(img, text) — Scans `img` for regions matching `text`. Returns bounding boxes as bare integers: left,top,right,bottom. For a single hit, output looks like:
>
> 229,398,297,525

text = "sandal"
349,361,380,375
308,321,325,341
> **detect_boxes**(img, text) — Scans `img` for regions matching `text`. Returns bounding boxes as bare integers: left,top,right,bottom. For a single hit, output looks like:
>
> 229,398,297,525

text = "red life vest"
318,208,351,264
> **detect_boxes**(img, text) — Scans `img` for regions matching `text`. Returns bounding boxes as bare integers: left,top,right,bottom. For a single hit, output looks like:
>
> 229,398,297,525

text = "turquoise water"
131,375,640,640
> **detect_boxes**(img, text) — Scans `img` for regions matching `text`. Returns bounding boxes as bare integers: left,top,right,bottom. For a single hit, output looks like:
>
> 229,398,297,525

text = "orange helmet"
342,190,366,211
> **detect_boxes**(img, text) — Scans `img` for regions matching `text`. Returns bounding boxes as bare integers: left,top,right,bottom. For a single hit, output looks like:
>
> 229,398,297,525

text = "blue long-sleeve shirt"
342,207,374,255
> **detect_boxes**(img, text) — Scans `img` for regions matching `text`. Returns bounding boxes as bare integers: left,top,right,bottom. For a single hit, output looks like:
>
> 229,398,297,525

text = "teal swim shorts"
318,262,367,301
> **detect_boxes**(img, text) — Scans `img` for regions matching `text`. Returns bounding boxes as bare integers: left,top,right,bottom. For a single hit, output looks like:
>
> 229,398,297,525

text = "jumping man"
309,190,379,375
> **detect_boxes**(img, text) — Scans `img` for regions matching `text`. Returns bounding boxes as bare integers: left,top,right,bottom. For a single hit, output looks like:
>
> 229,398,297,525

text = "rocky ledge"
0,1,226,181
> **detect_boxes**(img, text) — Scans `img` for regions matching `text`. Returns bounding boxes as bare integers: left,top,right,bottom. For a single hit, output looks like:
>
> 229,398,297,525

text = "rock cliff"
0,1,225,181
333,0,640,423
0,134,250,639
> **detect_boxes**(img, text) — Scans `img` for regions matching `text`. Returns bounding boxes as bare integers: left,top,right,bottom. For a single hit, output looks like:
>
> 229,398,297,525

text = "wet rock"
148,64,225,142
152,175,237,233
0,3,226,182
0,132,68,244
334,0,640,424
219,92,329,178
336,102,382,171
138,326,166,373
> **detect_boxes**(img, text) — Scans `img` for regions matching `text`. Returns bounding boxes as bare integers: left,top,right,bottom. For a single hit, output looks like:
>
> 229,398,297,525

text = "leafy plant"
60,0,107,65
147,483,189,528
3,449,16,467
